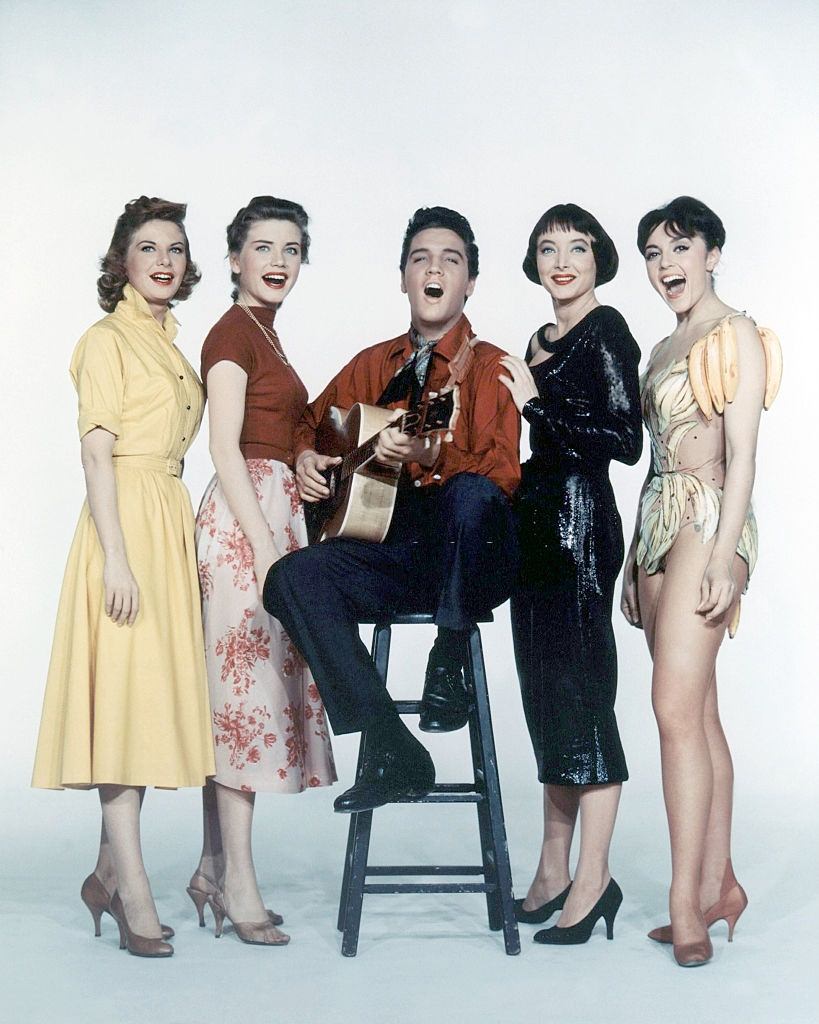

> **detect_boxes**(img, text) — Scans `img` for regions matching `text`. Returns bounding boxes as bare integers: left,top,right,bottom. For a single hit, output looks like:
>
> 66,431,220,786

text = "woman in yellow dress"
32,196,215,958
620,196,781,967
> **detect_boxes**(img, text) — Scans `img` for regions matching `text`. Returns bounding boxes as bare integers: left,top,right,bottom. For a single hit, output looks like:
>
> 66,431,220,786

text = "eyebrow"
409,246,464,257
251,238,301,246
540,237,589,245
135,238,183,246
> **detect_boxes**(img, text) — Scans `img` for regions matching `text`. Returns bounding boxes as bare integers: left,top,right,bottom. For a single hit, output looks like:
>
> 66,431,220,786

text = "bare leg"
641,530,745,943
699,672,737,907
523,784,578,909
98,784,160,937
556,783,621,926
215,782,285,938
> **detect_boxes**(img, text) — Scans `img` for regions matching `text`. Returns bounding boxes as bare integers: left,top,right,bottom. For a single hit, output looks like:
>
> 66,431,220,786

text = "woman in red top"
188,197,336,945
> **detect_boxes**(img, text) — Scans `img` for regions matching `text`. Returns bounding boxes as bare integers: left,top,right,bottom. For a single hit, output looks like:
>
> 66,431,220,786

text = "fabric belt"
112,455,182,477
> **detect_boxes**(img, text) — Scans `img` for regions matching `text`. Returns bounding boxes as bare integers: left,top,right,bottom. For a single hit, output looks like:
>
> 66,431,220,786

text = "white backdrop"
1,2,817,1022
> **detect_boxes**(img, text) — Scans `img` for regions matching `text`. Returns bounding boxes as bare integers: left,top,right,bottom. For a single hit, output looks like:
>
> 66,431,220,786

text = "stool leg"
467,626,521,955
466,666,502,932
341,808,373,956
338,623,392,953
337,732,369,932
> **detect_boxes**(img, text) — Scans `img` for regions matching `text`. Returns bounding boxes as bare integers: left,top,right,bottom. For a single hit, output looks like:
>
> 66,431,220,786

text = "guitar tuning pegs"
445,431,454,443
429,390,438,398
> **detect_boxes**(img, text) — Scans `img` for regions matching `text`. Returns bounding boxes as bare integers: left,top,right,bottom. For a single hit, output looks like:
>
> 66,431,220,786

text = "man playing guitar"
263,207,520,812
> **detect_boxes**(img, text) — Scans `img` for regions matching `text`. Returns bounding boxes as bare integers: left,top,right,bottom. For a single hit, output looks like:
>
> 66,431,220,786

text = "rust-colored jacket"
294,314,521,498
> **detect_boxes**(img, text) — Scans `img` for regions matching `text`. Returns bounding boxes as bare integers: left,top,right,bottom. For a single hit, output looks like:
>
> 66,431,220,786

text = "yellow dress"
32,284,216,789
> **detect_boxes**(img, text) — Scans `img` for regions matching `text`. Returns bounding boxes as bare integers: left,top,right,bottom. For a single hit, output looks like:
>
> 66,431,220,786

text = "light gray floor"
2,780,816,1024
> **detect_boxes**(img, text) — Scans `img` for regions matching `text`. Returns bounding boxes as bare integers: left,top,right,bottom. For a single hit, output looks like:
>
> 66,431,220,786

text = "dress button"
432,473,442,481
179,374,184,380
186,405,191,411
182,436,186,442
414,479,422,488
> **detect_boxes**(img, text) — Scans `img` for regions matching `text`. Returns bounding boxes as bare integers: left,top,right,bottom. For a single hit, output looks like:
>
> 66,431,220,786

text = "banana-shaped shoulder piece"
687,317,782,419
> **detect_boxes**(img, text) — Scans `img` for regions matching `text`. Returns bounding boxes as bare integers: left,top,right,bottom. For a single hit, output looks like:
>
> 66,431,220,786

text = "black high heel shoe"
513,883,572,924
533,878,622,945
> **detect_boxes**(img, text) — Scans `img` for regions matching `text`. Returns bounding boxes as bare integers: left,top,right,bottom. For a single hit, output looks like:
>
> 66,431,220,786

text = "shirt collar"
386,313,473,360
119,283,179,339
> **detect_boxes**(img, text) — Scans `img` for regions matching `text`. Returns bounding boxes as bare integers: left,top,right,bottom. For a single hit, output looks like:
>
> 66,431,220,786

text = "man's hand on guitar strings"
295,449,342,502
374,425,442,469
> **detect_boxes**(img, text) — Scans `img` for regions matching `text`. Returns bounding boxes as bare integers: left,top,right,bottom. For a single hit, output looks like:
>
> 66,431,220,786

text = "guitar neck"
337,410,409,483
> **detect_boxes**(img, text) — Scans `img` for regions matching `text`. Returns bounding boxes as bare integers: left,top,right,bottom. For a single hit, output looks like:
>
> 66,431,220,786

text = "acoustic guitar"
304,389,461,544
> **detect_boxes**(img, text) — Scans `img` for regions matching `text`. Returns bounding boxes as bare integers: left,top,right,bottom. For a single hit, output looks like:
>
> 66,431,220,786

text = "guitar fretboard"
338,409,421,482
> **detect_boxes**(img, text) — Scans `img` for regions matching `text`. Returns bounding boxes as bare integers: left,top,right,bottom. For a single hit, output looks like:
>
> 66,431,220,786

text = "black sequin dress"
510,306,642,785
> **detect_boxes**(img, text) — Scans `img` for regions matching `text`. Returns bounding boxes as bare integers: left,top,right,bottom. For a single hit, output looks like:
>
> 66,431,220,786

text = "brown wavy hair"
97,196,201,312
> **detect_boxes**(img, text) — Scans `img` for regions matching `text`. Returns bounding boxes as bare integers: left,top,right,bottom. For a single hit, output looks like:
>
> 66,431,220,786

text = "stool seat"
356,612,494,626
336,619,520,956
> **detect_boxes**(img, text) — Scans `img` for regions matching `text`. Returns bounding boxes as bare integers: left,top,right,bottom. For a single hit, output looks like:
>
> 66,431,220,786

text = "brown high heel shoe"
674,926,713,968
187,871,284,927
109,892,174,958
208,889,290,946
81,873,174,940
648,860,748,945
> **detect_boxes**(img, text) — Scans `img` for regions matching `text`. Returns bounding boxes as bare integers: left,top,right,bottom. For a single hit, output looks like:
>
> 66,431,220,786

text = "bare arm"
207,360,282,597
81,427,139,626
697,318,765,621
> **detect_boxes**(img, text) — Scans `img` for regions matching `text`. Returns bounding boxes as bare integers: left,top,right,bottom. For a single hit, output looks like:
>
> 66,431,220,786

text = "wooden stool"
337,613,520,956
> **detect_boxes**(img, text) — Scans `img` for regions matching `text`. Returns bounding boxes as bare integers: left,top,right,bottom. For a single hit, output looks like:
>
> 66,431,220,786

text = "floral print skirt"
196,459,336,793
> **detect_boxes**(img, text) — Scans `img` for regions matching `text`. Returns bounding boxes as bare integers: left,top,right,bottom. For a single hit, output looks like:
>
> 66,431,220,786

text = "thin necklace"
237,301,290,366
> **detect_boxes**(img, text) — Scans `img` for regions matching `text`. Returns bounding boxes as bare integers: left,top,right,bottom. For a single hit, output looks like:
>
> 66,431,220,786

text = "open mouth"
150,272,174,285
263,273,288,289
661,275,686,299
551,275,575,286
423,282,444,298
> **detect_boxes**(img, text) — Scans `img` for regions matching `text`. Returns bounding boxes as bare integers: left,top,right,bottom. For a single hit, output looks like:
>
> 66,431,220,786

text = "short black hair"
637,195,725,254
227,196,310,301
399,206,479,279
522,203,618,287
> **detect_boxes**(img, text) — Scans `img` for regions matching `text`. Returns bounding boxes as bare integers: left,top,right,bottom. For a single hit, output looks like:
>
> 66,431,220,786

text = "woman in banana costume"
621,196,781,967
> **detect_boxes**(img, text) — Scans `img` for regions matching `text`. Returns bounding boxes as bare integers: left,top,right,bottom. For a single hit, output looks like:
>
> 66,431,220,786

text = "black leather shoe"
333,739,435,813
418,665,469,733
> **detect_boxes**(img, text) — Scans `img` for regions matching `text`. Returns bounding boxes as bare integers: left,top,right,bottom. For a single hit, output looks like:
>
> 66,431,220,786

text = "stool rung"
393,791,481,803
394,701,423,714
366,865,485,877
363,883,495,895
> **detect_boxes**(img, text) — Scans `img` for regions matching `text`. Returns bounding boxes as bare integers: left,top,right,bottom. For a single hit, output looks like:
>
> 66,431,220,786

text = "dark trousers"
263,473,518,735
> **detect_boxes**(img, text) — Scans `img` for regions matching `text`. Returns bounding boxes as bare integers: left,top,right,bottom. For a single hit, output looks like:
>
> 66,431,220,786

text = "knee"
444,473,508,526
652,686,703,743
263,548,314,615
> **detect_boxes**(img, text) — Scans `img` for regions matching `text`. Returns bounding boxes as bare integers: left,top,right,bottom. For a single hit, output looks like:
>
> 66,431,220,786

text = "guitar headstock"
403,387,461,442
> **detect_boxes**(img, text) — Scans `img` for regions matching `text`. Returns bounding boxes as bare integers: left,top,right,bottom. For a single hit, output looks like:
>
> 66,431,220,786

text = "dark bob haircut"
97,196,200,313
522,203,618,287
637,195,725,254
227,196,310,301
399,206,479,279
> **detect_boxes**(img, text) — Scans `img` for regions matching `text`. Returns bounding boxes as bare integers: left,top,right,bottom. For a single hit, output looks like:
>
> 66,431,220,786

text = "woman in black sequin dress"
499,205,642,944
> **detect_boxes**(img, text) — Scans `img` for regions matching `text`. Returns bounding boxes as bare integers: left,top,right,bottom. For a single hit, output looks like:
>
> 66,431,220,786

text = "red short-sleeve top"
200,304,309,465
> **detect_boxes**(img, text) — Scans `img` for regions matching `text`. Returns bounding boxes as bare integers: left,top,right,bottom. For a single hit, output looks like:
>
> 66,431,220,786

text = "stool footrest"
366,865,485,876
363,883,495,895
393,791,482,803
